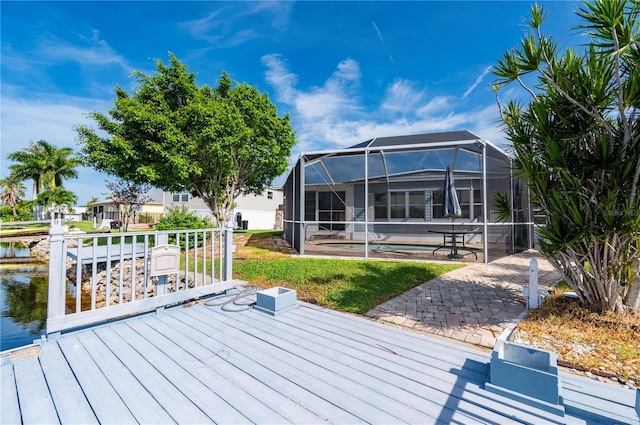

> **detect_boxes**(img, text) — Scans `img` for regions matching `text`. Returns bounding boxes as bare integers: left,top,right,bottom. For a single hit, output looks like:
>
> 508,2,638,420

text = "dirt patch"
512,293,640,388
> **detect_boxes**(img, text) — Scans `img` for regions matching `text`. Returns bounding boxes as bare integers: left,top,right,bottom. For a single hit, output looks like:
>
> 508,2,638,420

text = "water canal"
1,242,50,351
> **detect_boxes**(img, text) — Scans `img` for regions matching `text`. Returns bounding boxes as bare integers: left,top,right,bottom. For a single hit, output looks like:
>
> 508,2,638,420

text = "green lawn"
234,257,461,314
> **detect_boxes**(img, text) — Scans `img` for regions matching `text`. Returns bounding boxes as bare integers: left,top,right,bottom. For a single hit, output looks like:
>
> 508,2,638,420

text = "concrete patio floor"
366,249,562,349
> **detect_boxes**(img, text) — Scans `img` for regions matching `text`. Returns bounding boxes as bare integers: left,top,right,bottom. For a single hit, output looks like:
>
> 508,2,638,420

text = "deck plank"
561,372,638,424
57,334,138,424
154,310,363,424
178,305,413,424
123,315,292,423
196,303,568,425
184,305,475,424
1,364,22,424
4,295,636,425
91,323,215,424
73,330,177,424
166,308,381,424
283,303,575,424
39,341,98,424
13,356,59,424
184,303,542,425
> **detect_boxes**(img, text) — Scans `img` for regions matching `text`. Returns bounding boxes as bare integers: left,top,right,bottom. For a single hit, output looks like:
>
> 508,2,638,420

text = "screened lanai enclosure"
283,130,535,263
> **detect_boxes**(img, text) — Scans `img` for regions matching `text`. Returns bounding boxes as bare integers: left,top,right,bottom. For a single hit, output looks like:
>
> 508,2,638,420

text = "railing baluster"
91,237,98,310
105,236,112,307
119,235,125,304
193,231,199,288
201,231,207,287
184,232,189,292
143,234,149,299
130,235,136,302
175,232,181,292
76,238,82,313
218,228,223,283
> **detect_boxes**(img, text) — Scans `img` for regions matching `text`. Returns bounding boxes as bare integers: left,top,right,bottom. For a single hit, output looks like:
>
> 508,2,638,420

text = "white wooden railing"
46,225,236,335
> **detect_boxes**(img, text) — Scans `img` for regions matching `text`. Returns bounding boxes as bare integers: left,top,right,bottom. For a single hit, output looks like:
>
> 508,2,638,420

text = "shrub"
155,205,213,249
155,205,212,231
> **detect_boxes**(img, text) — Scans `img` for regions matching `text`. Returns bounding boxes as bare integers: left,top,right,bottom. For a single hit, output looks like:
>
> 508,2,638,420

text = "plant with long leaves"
493,1,640,313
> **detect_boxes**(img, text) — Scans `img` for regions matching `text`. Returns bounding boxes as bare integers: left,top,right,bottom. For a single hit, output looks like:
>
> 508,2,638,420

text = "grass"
515,292,640,384
229,231,461,314
234,257,460,314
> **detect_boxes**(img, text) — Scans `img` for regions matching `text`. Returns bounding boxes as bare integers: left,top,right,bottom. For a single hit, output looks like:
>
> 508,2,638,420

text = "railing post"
224,223,234,282
47,224,66,336
529,258,539,309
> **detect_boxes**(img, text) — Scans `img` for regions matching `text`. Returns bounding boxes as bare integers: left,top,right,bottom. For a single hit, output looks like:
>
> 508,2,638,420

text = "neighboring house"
163,188,284,230
283,130,534,263
91,188,164,224
89,187,283,230
64,207,86,222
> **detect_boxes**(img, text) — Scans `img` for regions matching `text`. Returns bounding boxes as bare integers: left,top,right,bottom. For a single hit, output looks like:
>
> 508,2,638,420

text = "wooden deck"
2,300,638,424
66,242,147,264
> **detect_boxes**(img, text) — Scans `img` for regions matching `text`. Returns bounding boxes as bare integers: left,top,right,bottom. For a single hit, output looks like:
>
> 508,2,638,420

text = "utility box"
254,287,297,316
149,244,180,276
486,341,564,415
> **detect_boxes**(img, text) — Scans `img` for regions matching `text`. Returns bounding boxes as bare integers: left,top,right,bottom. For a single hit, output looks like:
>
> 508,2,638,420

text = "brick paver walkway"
365,250,561,349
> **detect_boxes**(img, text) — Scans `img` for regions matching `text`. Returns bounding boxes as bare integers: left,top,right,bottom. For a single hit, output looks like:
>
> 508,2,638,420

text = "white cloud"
37,30,132,73
261,54,298,104
381,79,424,114
179,2,292,47
262,54,362,123
462,65,493,99
415,96,454,118
261,54,509,163
1,94,112,203
372,20,384,43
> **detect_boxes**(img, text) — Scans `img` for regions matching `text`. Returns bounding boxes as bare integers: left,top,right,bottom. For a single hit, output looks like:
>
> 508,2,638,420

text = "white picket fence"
46,225,236,335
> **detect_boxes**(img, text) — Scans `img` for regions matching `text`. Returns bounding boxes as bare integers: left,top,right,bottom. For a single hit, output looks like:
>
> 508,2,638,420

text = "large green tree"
76,54,297,225
493,1,640,313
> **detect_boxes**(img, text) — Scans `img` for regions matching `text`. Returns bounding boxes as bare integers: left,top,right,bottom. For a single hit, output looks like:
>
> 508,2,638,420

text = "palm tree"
7,140,82,195
8,140,83,219
7,141,48,200
0,175,26,217
35,187,78,209
41,141,83,190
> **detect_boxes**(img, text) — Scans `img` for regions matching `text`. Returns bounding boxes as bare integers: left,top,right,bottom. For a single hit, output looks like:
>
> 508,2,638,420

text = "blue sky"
1,1,584,205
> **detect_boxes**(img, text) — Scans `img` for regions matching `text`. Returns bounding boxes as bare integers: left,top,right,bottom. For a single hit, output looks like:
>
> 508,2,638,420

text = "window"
376,191,425,220
304,191,316,221
430,189,477,220
408,191,425,218
390,192,405,219
267,191,273,200
172,191,189,202
317,191,345,231
374,192,388,220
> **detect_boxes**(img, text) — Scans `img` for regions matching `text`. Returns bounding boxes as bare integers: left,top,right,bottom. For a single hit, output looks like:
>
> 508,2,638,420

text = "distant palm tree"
42,141,83,189
0,175,26,217
7,140,82,196
36,187,78,209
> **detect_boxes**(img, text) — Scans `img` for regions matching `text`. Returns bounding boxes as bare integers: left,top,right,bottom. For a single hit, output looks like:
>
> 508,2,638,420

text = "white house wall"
163,189,283,230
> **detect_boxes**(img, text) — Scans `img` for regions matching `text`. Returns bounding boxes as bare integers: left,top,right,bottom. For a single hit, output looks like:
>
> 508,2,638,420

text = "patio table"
428,229,481,259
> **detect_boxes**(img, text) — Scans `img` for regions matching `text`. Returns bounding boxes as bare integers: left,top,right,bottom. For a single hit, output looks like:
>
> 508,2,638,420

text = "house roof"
349,130,482,149
296,131,511,186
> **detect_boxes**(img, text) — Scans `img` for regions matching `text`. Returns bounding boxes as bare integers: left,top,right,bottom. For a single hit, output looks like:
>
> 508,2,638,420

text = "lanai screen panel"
284,131,533,263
